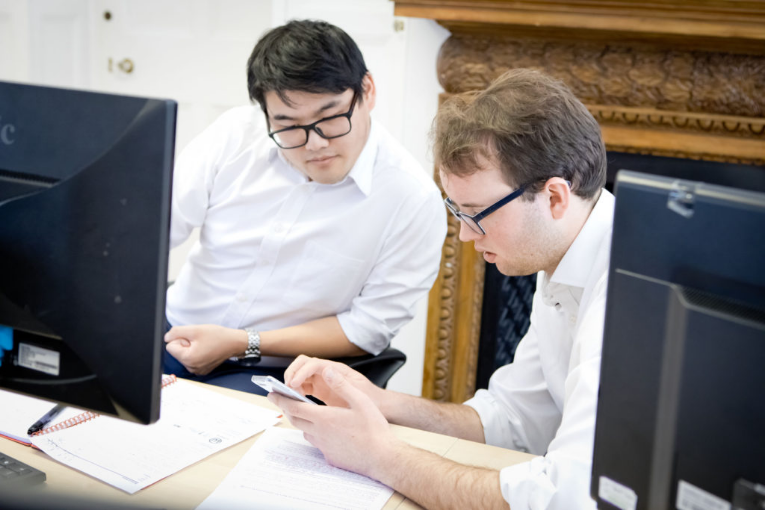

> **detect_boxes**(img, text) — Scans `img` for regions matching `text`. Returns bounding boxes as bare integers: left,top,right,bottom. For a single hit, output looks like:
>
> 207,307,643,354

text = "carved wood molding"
394,1,765,50
587,105,765,139
403,2,765,403
423,217,457,401
603,146,763,166
437,35,765,117
423,161,485,403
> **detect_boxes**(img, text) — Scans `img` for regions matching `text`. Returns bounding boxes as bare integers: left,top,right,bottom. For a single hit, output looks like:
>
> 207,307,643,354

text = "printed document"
30,379,281,493
197,427,394,510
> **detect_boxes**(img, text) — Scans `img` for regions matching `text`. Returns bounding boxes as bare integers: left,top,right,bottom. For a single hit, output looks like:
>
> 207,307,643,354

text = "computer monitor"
0,81,176,424
592,171,765,510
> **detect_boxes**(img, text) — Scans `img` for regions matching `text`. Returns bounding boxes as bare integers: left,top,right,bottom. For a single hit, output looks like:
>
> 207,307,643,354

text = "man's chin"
495,261,537,278
309,173,345,185
305,167,351,185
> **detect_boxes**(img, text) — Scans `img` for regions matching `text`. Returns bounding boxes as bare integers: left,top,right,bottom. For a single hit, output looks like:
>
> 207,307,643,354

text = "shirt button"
236,293,247,303
273,223,285,233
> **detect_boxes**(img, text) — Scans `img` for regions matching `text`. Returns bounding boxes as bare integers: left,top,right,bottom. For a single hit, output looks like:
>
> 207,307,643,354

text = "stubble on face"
492,196,559,277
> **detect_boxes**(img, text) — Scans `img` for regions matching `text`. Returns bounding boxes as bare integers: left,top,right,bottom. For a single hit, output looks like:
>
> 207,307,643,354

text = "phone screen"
251,375,317,405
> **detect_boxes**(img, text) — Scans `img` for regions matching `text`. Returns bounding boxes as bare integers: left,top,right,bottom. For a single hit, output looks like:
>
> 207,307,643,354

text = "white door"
91,0,272,154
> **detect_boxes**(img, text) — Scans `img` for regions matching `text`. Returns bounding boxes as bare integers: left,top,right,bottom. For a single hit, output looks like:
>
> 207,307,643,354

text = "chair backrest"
332,347,406,389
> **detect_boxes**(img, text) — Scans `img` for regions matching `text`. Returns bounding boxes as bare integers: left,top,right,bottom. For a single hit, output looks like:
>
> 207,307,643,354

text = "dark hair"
433,69,606,201
247,20,368,112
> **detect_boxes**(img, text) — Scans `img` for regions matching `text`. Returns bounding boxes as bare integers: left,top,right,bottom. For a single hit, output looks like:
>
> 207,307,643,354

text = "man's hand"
272,365,506,509
269,365,401,478
284,355,384,408
164,324,246,375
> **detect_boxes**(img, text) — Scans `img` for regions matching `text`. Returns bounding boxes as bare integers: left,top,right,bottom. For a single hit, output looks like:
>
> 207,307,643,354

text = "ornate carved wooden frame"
395,0,765,403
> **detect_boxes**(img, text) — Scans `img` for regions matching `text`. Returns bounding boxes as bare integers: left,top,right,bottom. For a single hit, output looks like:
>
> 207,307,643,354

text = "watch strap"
239,328,261,359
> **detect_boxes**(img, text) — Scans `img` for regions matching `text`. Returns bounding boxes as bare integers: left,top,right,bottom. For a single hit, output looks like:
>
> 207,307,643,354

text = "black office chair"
332,347,406,389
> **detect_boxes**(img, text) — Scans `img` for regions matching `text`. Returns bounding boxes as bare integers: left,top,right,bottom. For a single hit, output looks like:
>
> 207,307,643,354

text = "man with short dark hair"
163,20,446,391
270,69,613,509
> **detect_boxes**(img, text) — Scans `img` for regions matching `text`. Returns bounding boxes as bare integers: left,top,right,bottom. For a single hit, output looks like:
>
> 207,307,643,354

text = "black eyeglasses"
444,186,527,235
267,91,358,149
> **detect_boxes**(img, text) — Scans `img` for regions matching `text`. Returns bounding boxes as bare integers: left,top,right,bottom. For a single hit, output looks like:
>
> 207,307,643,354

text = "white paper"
599,476,638,510
0,389,86,444
18,342,60,375
31,379,281,494
677,480,731,510
197,427,394,510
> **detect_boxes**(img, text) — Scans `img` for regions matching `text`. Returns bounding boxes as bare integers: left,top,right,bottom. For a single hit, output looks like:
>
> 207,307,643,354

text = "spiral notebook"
26,375,178,438
27,376,281,494
0,390,87,446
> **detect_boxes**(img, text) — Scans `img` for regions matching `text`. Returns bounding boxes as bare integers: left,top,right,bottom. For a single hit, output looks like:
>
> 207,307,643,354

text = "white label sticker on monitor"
677,480,731,510
599,476,637,510
18,343,60,376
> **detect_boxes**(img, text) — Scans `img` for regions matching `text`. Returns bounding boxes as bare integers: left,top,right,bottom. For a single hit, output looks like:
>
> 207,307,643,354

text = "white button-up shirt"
166,106,446,355
465,190,615,510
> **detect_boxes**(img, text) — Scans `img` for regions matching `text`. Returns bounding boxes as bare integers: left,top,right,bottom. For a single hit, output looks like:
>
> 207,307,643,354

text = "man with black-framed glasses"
163,20,446,392
270,69,615,510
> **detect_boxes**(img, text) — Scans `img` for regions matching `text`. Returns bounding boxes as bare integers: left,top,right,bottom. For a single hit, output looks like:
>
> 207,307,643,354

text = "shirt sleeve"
473,275,607,510
464,294,561,456
336,183,447,354
169,112,236,249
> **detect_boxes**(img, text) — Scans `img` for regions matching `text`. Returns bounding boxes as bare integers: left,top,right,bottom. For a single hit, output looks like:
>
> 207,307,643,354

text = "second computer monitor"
592,171,765,510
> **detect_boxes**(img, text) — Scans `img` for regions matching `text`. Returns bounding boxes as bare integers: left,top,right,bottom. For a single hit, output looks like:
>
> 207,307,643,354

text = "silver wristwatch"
239,328,261,360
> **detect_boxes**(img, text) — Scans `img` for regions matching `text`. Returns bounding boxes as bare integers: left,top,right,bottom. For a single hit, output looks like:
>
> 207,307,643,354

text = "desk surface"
2,382,535,509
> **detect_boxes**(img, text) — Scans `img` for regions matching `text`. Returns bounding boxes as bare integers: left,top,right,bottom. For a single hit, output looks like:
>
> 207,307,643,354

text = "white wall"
386,18,449,395
0,0,30,82
1,0,449,396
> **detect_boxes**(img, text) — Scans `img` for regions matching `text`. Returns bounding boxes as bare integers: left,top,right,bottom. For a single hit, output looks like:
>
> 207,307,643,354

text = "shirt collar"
344,120,378,197
549,189,615,290
269,119,378,196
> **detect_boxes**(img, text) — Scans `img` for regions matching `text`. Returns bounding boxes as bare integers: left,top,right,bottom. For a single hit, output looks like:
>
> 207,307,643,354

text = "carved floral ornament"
436,35,765,118
435,34,765,167
587,105,765,139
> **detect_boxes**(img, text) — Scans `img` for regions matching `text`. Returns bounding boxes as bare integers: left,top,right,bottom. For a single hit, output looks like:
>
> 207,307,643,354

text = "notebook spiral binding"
31,412,99,436
30,374,178,437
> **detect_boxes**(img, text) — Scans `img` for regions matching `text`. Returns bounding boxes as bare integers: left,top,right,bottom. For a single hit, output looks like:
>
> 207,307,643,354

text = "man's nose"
458,220,481,242
305,129,329,151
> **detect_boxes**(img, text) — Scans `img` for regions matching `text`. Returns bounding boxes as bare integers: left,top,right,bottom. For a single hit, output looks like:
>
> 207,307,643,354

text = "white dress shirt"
465,190,615,510
166,106,446,355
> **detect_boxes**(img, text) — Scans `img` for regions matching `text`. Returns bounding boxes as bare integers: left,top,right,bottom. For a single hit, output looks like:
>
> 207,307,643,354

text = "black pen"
27,404,66,435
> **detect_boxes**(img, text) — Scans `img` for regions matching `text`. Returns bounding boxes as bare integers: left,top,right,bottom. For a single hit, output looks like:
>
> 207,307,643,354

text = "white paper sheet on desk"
0,389,89,445
30,379,281,494
197,427,394,510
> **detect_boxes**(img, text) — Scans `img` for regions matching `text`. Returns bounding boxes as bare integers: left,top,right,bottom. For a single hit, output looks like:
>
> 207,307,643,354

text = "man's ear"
361,73,376,111
545,178,571,220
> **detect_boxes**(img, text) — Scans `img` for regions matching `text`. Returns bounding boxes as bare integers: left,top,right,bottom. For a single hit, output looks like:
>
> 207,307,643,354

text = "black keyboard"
0,450,46,487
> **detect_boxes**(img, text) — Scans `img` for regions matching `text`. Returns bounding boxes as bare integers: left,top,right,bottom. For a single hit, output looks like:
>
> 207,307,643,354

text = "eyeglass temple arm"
472,186,526,222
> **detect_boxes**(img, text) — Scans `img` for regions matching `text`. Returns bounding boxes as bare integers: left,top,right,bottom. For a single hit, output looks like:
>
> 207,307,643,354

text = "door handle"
109,58,135,74
117,58,134,74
